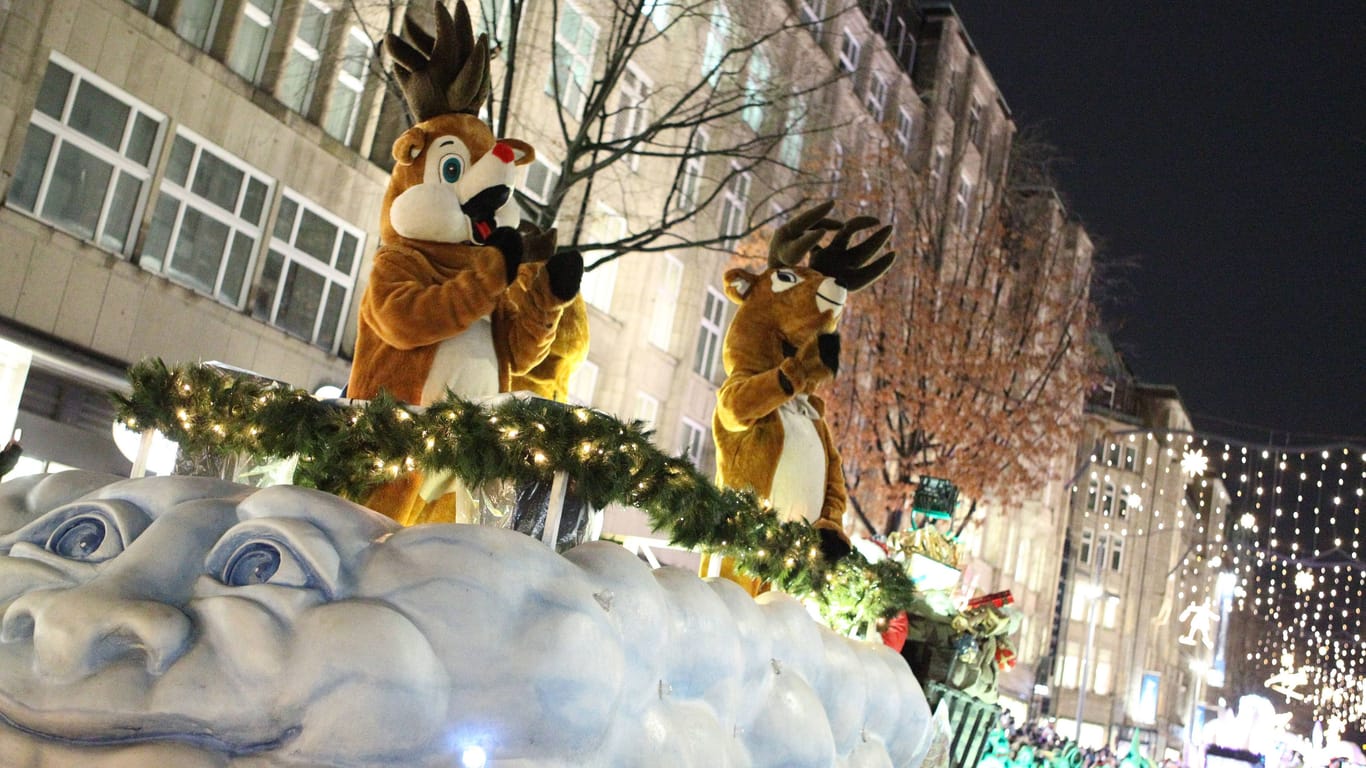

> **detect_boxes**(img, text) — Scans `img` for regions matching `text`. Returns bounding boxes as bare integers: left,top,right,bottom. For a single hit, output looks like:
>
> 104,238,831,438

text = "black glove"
817,332,840,377
486,226,523,284
546,250,584,302
818,527,852,563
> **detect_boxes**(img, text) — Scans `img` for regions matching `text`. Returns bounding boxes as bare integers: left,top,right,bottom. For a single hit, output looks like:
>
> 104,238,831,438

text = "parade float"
0,3,1036,764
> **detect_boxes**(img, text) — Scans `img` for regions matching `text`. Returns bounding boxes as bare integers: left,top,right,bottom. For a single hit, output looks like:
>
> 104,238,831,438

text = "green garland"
113,360,923,630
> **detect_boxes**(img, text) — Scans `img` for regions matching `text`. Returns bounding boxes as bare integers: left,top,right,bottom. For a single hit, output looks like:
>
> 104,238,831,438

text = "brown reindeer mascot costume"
704,202,895,594
348,2,583,525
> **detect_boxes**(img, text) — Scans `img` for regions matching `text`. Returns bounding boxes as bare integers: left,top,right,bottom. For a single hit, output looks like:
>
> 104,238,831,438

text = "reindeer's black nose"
462,185,510,221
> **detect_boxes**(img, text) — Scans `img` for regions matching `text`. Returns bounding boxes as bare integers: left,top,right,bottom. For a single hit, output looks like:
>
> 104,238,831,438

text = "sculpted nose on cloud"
1,588,191,681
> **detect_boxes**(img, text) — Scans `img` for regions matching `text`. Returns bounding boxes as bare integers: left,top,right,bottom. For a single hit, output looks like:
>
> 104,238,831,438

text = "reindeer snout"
2,587,191,682
815,277,848,319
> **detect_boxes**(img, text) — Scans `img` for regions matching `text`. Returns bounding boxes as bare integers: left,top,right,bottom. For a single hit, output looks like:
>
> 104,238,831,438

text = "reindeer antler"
387,1,491,121
768,201,840,267
810,216,896,292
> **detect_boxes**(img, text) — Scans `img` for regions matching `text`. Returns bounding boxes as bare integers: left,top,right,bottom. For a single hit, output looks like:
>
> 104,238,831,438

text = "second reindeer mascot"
706,202,896,594
347,2,583,525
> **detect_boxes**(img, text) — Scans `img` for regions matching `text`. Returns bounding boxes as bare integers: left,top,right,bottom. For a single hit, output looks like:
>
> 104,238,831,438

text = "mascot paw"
817,333,840,376
817,527,852,563
547,250,584,302
487,226,523,284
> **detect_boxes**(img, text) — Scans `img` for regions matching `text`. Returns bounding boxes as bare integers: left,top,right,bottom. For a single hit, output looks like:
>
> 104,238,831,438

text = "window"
829,140,843,197
680,417,706,465
8,55,165,255
477,0,513,39
1124,446,1138,471
1061,641,1081,688
1094,648,1113,695
798,0,824,34
252,191,363,352
1106,442,1121,466
611,65,650,169
929,147,946,189
1085,480,1098,513
566,360,598,406
1101,483,1115,516
742,50,769,131
895,107,914,154
717,165,750,247
140,131,273,308
967,98,983,146
954,175,973,232
1102,595,1120,629
549,1,598,115
643,0,673,30
580,257,618,314
780,96,805,169
677,129,707,211
865,73,887,122
649,254,684,350
323,27,372,145
1079,529,1094,565
634,392,660,432
700,3,730,85
522,156,560,205
228,0,279,83
838,29,860,73
580,205,626,313
279,0,331,114
1014,538,1030,583
1118,487,1131,519
694,287,725,379
1094,535,1108,576
1069,588,1087,621
175,0,222,50
1109,536,1124,572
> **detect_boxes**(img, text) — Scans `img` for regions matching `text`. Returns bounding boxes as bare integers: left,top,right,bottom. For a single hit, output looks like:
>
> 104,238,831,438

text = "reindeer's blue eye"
441,156,464,183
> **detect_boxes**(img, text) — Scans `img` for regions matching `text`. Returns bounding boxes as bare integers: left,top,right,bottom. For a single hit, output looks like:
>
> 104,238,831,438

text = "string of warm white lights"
1075,430,1364,729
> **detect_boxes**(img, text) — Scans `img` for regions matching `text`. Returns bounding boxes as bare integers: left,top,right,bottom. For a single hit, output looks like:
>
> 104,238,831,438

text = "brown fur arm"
360,244,507,350
496,262,575,376
714,368,796,432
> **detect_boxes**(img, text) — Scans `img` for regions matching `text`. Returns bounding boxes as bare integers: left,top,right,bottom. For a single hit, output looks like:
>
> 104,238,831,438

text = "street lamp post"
1075,580,1103,743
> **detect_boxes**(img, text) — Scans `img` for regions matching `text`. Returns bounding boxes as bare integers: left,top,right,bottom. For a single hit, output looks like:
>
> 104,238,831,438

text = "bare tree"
825,135,1097,536
343,0,859,268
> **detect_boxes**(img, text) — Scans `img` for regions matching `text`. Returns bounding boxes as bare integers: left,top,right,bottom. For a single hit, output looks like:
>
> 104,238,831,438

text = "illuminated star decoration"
1294,569,1314,593
1180,448,1209,477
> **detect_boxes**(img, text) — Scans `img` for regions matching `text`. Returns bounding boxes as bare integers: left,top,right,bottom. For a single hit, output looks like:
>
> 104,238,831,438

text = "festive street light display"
1083,432,1364,730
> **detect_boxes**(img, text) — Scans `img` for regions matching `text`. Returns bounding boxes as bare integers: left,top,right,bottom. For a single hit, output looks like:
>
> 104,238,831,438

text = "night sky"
948,2,1365,443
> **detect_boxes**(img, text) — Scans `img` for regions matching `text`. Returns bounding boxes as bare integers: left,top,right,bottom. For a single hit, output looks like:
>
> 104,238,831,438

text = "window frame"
228,0,280,84
954,174,973,232
648,253,684,350
798,0,825,34
174,0,225,51
677,128,708,211
521,155,561,206
679,416,707,465
611,63,651,170
255,188,364,353
6,53,167,257
741,49,769,132
895,107,914,153
548,0,599,115
693,286,726,380
967,98,984,146
566,359,599,406
322,26,372,145
141,127,275,309
838,29,861,73
865,72,888,122
634,391,660,432
1078,528,1094,565
717,163,750,247
278,0,332,114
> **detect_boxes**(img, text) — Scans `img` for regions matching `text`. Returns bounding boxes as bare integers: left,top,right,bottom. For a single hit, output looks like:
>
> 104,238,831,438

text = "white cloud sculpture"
0,472,932,767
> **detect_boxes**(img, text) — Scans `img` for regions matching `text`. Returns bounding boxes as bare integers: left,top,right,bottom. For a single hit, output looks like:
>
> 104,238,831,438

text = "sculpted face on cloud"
0,474,455,765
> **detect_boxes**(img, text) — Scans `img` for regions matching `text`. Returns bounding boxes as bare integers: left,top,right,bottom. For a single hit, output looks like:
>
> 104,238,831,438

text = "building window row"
6,54,363,355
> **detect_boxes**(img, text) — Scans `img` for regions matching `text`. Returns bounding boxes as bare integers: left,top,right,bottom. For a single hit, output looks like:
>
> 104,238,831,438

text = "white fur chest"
769,395,827,523
420,317,500,404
